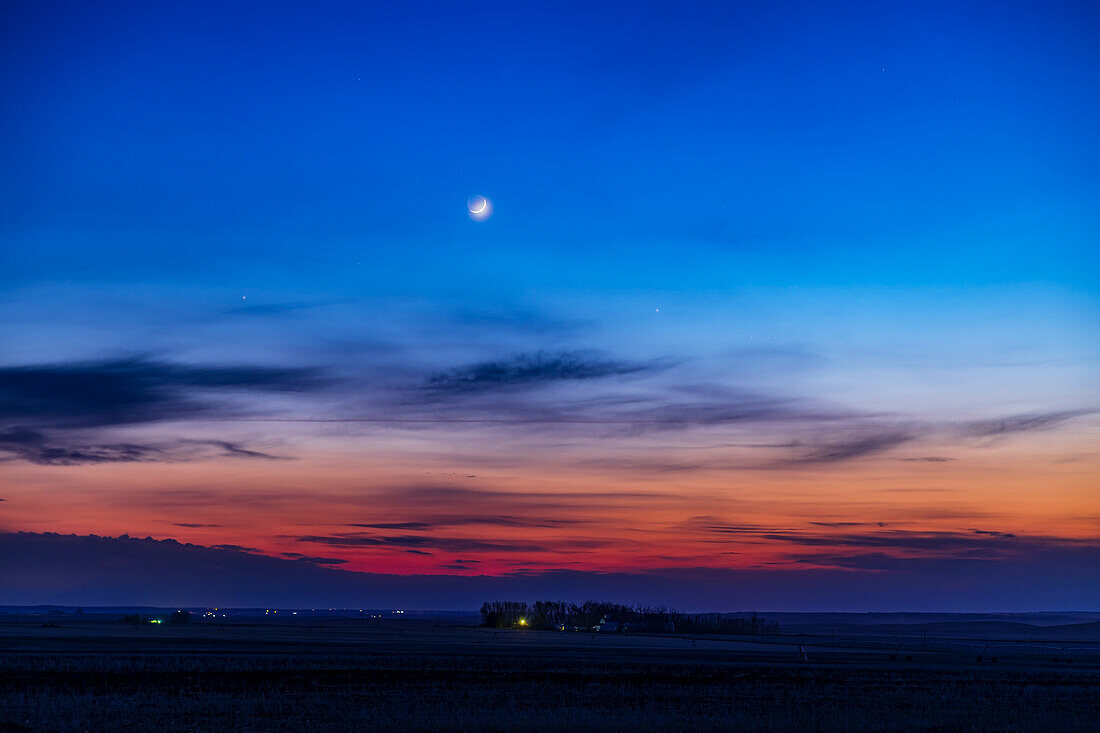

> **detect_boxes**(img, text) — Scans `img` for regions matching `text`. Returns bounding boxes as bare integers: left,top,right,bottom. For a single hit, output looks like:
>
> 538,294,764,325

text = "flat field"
1,615,1098,732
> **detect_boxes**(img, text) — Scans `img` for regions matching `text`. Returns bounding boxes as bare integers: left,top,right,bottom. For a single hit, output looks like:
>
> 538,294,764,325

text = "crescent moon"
469,198,487,214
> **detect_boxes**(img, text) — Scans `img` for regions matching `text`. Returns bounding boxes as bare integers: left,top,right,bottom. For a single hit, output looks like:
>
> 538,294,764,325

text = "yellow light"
518,618,526,626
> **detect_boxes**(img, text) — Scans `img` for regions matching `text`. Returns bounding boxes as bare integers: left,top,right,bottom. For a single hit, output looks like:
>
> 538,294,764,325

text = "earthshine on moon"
467,195,492,221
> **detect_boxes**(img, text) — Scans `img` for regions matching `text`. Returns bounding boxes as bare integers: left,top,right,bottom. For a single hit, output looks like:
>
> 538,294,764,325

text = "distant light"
518,618,527,626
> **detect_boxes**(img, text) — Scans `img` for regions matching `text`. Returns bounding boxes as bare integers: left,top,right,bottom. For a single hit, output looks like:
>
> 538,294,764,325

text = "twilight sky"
1,0,1098,610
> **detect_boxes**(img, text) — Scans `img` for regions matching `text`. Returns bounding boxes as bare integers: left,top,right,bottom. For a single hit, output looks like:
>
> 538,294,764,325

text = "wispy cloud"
349,515,586,530
0,428,291,466
971,529,1016,538
786,432,913,465
350,521,432,531
422,351,665,395
0,356,323,465
0,428,164,465
439,559,482,570
1,351,1089,472
355,486,673,521
963,410,1093,438
295,534,554,553
281,552,348,565
0,356,327,429
899,456,955,462
809,521,883,528
680,516,776,535
181,440,290,461
210,543,262,553
787,552,984,571
765,529,1080,556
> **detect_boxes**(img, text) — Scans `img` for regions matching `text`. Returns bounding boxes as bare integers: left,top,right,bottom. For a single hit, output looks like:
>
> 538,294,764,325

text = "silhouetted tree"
479,600,780,635
479,601,528,628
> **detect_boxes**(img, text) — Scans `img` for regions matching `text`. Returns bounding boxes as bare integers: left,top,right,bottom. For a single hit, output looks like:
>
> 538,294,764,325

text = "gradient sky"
1,0,1098,610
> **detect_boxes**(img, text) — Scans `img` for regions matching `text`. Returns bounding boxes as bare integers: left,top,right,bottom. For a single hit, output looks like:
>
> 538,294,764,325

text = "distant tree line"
479,600,779,635
118,610,191,625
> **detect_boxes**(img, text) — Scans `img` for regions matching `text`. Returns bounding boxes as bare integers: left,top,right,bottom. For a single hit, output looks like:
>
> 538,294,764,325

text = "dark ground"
1,614,1098,732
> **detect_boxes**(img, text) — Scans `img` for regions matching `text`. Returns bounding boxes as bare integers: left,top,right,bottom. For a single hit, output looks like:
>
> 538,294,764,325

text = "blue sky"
3,0,1098,295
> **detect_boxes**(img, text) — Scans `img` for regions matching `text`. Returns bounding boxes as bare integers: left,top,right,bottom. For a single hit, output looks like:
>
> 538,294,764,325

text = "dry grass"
3,651,1099,732
1,618,1098,732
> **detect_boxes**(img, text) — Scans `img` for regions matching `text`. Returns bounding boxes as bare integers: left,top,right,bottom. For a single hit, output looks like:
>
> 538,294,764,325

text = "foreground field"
2,617,1098,732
